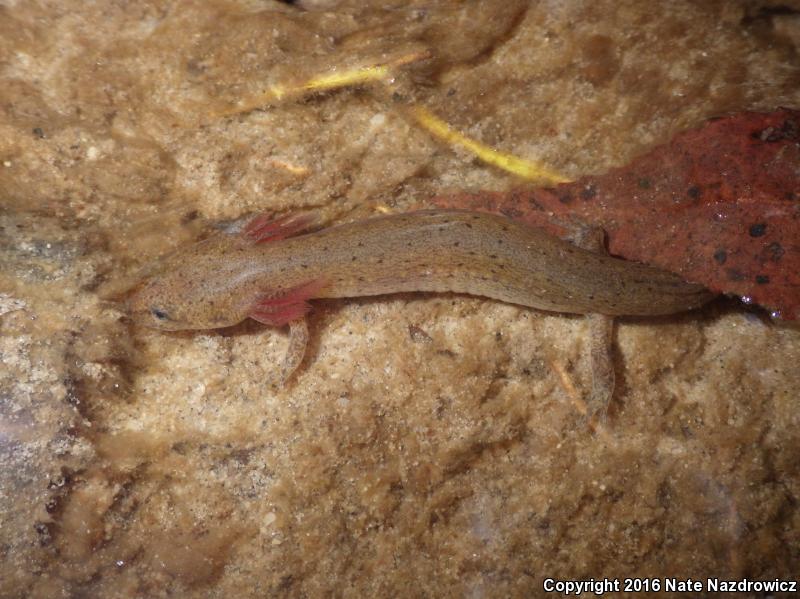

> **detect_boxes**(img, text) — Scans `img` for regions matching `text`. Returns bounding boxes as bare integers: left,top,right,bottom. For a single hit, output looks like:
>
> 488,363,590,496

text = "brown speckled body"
129,210,712,331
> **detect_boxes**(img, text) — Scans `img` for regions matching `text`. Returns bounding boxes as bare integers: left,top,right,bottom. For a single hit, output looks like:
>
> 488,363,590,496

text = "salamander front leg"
248,279,328,386
280,318,309,386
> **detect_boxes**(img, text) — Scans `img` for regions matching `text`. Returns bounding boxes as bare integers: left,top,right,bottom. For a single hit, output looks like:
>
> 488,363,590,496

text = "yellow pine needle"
411,106,570,184
214,51,428,118
303,64,391,92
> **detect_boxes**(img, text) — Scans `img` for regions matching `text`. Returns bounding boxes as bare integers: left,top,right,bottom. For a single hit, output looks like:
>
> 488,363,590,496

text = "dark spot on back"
755,274,770,284
687,185,702,200
749,223,767,237
713,249,727,265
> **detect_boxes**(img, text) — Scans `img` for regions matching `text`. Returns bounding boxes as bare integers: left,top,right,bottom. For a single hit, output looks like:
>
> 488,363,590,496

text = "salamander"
128,209,713,412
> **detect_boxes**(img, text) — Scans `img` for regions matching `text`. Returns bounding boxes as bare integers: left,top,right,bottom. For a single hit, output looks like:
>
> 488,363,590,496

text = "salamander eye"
151,307,170,321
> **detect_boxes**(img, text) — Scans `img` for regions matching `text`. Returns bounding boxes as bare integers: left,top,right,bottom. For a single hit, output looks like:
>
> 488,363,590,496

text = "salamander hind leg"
569,225,616,428
586,313,615,426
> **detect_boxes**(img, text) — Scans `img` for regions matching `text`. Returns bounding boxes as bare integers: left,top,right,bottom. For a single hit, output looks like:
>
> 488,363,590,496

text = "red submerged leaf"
434,108,800,319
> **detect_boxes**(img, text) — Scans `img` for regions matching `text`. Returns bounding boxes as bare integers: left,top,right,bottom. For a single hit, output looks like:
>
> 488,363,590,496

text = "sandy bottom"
1,1,799,597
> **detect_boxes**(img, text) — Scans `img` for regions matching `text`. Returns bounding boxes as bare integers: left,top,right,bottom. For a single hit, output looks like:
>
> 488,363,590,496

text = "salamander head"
127,249,252,331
